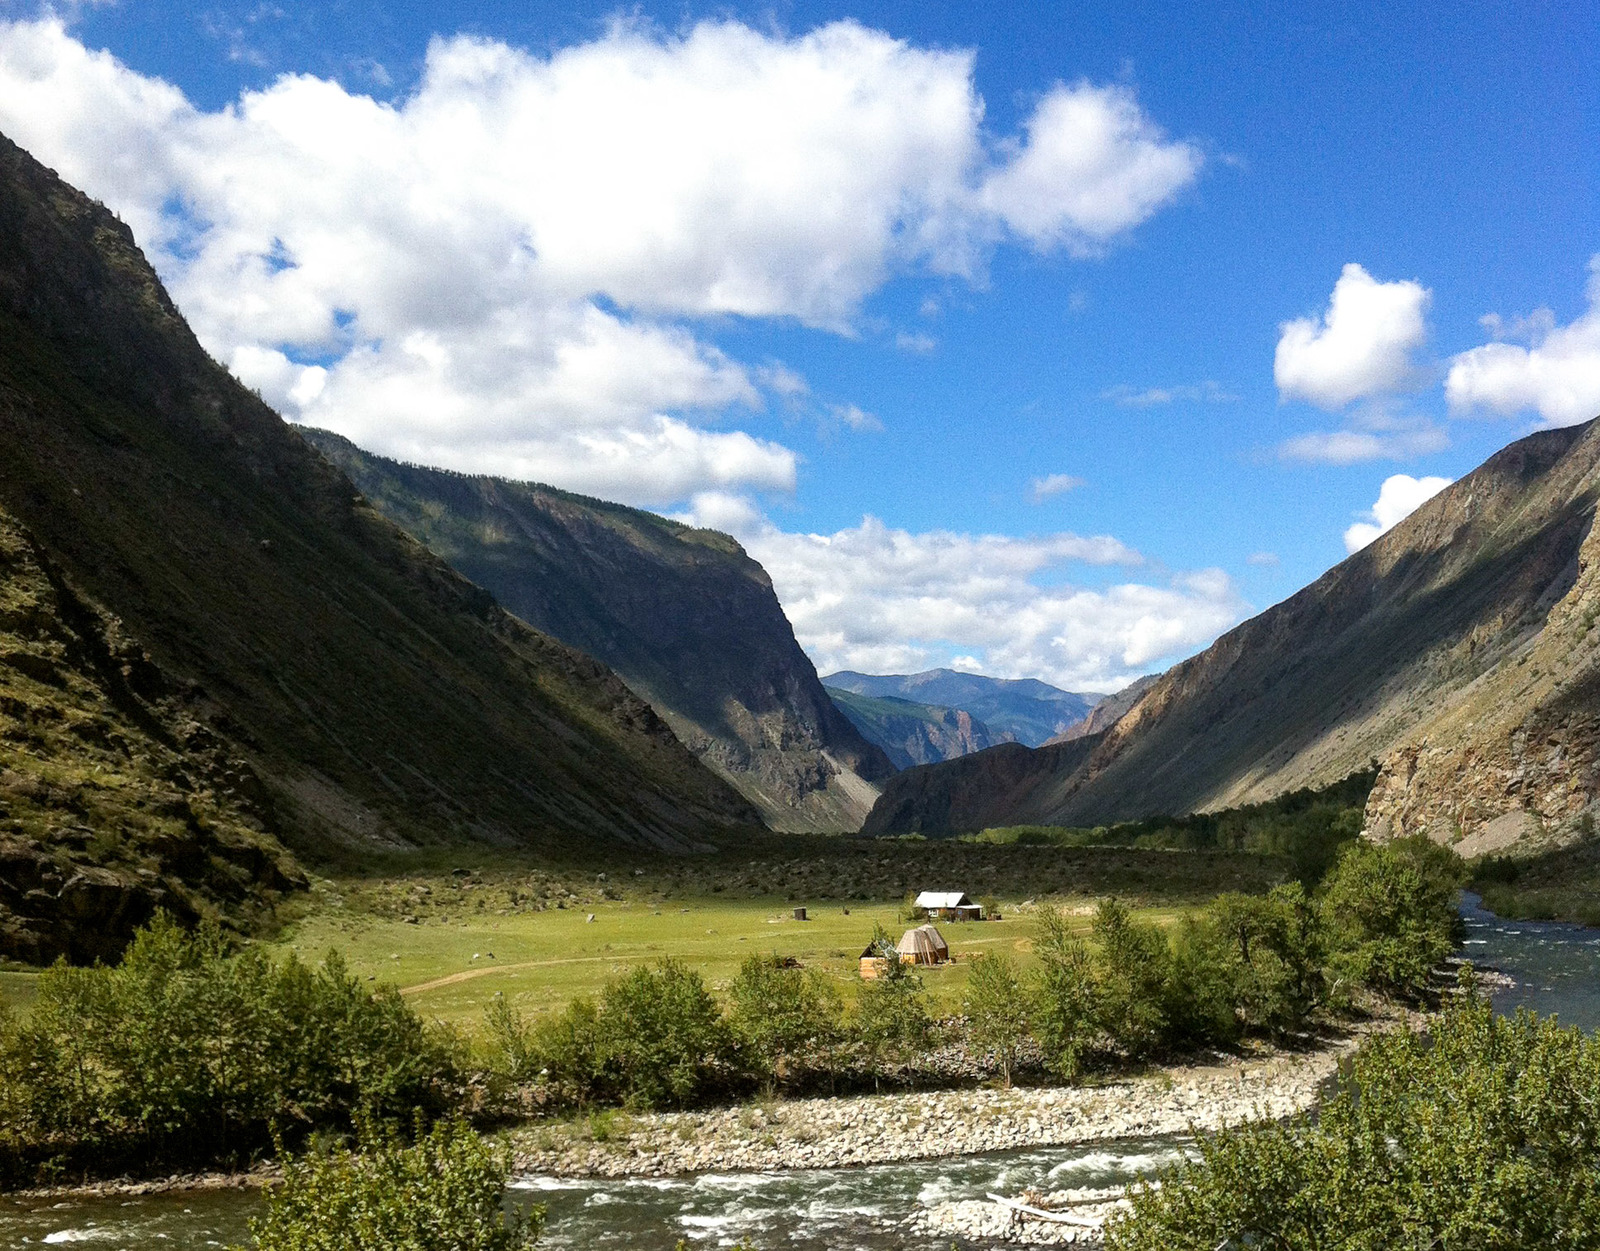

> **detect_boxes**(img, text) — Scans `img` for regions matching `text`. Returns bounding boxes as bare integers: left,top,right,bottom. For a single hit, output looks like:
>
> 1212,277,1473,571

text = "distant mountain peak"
821,668,1098,748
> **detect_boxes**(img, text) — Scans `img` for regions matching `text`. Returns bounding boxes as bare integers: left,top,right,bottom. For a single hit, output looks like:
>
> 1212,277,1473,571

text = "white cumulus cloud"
1342,473,1453,553
676,501,1246,690
980,82,1201,255
1445,255,1600,427
0,16,1202,505
1275,264,1431,409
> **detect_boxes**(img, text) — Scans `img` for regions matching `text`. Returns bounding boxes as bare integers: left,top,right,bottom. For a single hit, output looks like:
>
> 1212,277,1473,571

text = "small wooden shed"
897,923,951,966
858,934,900,980
914,890,983,921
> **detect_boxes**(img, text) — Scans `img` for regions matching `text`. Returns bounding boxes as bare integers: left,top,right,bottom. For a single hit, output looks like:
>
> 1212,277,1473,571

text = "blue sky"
0,0,1595,690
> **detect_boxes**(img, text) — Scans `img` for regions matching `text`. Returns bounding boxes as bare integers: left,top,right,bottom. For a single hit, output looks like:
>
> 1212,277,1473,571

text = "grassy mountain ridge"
0,132,758,958
866,420,1600,847
297,429,894,833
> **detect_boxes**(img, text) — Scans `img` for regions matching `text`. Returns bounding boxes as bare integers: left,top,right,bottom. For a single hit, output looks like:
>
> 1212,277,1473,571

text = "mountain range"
0,133,757,959
821,669,1097,747
7,120,1600,963
865,420,1600,854
823,686,1000,770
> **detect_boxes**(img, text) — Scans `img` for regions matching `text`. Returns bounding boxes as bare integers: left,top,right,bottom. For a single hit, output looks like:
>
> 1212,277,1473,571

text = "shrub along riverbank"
1105,976,1600,1249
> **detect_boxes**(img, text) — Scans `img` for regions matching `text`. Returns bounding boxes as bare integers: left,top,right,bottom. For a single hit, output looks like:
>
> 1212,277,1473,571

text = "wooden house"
913,890,983,921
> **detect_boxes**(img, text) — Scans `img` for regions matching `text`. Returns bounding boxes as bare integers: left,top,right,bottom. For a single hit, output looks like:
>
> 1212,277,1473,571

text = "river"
4,896,1594,1250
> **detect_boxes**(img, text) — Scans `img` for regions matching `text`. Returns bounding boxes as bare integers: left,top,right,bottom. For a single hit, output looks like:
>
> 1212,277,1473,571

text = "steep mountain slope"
1048,675,1161,743
0,131,758,959
866,421,1600,846
0,510,304,963
821,669,1095,747
297,432,894,832
824,686,998,769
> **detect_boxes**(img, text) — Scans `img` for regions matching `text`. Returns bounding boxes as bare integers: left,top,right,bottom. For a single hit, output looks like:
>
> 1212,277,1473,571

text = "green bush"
963,951,1030,1087
1179,885,1327,1040
0,916,456,1183
1030,902,1100,1079
726,954,841,1079
237,1120,541,1251
597,960,736,1110
1320,836,1463,998
1091,899,1173,1059
1106,979,1600,1250
513,961,737,1112
854,937,930,1082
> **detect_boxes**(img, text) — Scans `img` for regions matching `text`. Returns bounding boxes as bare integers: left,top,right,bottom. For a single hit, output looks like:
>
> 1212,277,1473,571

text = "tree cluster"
971,835,1462,1081
485,935,934,1111
0,916,459,1185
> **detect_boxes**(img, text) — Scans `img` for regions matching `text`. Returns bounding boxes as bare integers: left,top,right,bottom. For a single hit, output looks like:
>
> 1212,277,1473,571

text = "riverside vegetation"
1106,978,1600,1249
0,836,1460,1185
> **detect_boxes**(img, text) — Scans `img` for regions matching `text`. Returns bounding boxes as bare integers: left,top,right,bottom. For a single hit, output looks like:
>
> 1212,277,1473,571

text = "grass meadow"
0,836,1288,1033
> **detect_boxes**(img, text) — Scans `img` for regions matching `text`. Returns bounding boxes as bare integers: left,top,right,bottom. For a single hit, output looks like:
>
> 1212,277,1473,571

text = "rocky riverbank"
903,1185,1130,1246
508,1019,1399,1180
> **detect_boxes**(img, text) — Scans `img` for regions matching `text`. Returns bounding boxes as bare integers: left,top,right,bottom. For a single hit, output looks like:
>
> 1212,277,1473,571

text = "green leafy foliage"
1321,836,1464,999
1030,903,1099,1080
962,951,1030,1087
1091,899,1174,1060
597,960,736,1110
1031,841,1460,1073
0,915,457,1184
499,960,739,1112
1175,884,1327,1040
726,954,842,1079
237,1121,541,1251
1106,978,1600,1250
854,938,931,1081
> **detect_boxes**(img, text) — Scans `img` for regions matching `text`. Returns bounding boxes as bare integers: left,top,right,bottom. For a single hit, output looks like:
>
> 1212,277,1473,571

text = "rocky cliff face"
299,432,894,832
0,131,759,959
866,420,1600,848
0,509,304,962
825,687,998,769
1362,445,1600,855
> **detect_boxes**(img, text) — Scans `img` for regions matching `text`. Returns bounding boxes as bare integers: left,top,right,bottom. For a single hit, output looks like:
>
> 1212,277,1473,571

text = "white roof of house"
915,891,976,909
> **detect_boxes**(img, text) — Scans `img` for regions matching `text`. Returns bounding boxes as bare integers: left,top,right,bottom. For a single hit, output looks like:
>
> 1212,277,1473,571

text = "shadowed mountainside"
0,133,759,957
298,431,895,832
824,686,998,769
866,420,1600,849
821,668,1094,747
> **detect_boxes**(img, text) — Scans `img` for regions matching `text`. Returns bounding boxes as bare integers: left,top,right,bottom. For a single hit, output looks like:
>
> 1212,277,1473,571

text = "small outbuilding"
897,924,950,966
858,934,901,980
913,891,983,922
